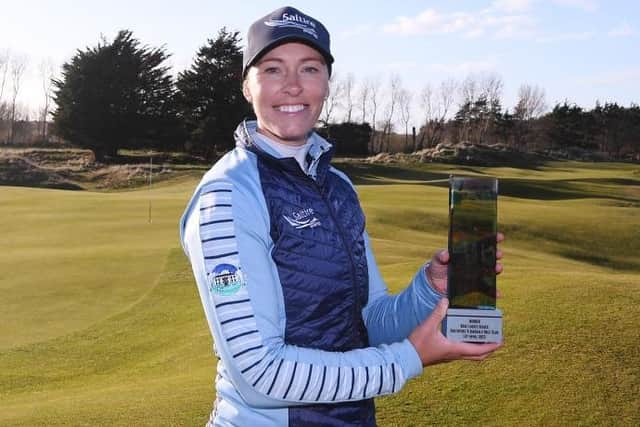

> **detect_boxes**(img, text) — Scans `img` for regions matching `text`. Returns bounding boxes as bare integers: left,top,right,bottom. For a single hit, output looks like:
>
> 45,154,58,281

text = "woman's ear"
242,81,252,103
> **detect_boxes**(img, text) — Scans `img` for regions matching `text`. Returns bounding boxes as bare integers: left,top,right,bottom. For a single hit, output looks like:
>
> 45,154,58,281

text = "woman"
180,6,503,426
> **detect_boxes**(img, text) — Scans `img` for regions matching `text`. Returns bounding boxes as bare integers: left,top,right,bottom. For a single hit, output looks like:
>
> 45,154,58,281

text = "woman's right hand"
408,298,503,366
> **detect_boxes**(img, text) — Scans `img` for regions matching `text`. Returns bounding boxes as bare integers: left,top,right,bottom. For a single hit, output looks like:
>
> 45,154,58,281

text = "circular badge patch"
209,263,245,296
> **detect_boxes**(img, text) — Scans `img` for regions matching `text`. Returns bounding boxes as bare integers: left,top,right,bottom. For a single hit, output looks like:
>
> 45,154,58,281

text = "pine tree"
52,30,181,161
175,28,251,159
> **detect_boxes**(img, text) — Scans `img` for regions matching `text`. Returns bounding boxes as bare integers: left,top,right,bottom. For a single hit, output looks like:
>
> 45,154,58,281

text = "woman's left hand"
426,232,505,295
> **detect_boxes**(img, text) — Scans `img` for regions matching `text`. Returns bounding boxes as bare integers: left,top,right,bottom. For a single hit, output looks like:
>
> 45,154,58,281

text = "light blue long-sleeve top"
180,122,443,425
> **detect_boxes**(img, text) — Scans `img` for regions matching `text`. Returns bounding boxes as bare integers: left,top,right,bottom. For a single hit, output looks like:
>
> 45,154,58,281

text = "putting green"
1,161,638,425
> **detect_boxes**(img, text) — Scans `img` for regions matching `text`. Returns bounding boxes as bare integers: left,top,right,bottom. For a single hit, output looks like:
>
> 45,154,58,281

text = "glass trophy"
442,176,503,343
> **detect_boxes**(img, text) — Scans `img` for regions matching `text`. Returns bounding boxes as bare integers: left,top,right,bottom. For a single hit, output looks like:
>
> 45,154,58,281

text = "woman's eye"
264,67,280,74
302,66,319,73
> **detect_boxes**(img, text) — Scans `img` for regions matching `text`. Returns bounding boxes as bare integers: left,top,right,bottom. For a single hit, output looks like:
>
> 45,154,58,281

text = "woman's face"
243,42,329,146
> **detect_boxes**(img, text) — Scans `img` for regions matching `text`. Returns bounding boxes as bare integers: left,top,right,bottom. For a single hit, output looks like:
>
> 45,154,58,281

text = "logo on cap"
264,12,319,39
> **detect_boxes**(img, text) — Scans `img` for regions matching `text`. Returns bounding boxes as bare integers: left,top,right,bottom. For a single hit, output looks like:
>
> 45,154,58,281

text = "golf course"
1,160,638,426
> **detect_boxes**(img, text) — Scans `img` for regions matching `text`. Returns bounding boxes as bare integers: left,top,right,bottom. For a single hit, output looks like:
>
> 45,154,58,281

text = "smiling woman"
179,5,503,427
242,43,329,146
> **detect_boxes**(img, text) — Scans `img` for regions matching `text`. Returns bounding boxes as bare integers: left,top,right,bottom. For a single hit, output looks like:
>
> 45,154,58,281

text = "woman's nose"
282,72,302,96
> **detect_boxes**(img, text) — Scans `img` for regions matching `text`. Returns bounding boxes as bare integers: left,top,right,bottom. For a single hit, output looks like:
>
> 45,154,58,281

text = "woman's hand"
426,232,505,295
408,298,503,366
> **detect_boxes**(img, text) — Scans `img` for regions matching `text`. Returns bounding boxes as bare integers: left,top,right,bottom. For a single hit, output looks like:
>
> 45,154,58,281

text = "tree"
0,49,10,122
417,78,455,150
398,88,412,151
356,78,370,124
368,76,381,153
381,74,402,152
52,30,180,161
591,102,638,158
547,102,592,151
343,72,355,123
495,109,516,146
624,104,640,160
316,122,371,156
39,58,56,142
513,83,546,150
8,54,27,143
514,84,547,121
320,72,344,127
455,75,478,143
175,28,250,158
453,73,504,144
477,73,503,143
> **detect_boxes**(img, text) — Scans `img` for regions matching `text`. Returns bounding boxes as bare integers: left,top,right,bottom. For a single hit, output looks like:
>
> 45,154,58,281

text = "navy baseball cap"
243,6,334,77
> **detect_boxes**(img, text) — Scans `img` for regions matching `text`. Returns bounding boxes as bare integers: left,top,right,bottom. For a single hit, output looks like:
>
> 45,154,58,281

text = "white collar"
243,121,333,178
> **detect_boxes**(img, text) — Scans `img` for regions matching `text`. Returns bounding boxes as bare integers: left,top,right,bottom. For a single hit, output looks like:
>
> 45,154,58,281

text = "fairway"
1,161,639,426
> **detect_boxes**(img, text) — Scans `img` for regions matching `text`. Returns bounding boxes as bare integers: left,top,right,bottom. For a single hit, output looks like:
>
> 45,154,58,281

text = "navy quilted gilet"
239,128,375,426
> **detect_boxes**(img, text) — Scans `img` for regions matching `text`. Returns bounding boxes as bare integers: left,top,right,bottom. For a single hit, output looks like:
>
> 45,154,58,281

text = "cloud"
552,0,598,12
383,9,472,35
608,22,638,37
487,14,536,39
535,31,594,43
491,0,534,13
338,24,375,39
383,8,535,39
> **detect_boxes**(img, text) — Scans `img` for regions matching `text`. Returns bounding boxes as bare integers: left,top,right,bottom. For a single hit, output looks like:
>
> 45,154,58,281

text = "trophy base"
443,308,502,343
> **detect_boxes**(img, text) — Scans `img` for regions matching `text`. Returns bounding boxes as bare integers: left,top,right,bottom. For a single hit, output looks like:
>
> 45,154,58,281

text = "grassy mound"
1,161,638,425
0,148,208,191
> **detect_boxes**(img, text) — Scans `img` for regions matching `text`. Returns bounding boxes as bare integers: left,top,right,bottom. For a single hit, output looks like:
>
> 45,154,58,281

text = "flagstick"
148,154,153,224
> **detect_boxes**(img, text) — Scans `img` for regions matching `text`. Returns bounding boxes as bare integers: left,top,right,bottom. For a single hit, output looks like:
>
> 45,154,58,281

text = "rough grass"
0,147,209,191
1,160,639,425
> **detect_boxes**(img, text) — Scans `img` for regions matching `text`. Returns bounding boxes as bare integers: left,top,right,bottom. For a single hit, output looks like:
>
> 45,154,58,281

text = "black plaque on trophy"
442,176,503,343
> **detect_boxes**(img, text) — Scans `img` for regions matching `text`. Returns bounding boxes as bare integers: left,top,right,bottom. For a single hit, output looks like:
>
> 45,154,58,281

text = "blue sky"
2,0,639,125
